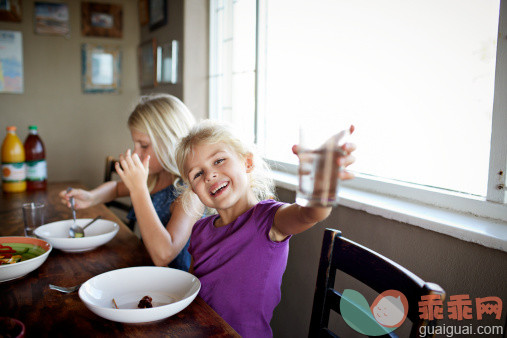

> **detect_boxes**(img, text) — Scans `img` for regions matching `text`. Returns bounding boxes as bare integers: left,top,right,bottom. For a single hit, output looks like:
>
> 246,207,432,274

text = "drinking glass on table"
22,202,45,237
295,125,351,207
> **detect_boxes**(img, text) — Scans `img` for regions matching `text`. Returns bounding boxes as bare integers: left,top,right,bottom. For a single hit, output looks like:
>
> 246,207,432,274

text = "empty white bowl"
79,266,201,323
0,237,52,282
34,219,119,252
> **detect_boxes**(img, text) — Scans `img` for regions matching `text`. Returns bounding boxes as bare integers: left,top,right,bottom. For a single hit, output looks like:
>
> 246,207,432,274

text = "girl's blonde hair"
176,120,276,215
128,94,195,187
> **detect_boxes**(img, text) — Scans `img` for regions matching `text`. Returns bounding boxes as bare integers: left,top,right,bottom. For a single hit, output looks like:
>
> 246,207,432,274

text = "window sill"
272,170,507,253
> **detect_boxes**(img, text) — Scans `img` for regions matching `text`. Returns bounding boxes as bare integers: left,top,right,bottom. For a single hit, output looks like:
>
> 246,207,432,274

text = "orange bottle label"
2,162,26,182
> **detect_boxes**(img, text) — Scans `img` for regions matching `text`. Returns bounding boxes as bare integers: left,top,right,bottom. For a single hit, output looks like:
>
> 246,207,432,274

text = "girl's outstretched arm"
116,150,203,266
270,140,356,241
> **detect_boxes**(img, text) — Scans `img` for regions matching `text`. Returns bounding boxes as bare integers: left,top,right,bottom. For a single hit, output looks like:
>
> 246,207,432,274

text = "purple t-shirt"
189,199,290,337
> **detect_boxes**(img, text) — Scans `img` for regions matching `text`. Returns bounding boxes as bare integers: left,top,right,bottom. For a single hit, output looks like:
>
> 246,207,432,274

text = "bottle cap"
28,125,38,130
6,126,16,131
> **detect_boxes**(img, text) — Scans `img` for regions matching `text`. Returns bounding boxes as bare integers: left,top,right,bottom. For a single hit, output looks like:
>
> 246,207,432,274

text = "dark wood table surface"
0,181,238,337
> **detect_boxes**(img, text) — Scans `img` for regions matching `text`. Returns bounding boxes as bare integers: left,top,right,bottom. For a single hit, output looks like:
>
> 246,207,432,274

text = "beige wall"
0,0,140,189
183,0,208,121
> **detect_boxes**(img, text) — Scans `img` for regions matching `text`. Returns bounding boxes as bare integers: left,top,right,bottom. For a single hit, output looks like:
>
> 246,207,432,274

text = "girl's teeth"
211,183,228,195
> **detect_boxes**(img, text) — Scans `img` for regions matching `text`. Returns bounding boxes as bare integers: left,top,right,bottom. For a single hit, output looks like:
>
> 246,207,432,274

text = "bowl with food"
34,219,119,253
79,266,201,323
0,236,52,283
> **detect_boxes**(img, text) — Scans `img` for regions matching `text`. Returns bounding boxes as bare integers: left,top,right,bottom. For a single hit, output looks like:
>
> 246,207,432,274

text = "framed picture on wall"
156,40,178,84
139,38,157,88
139,0,148,26
0,30,23,93
34,2,70,36
81,2,122,38
149,0,167,31
82,43,121,94
0,0,22,22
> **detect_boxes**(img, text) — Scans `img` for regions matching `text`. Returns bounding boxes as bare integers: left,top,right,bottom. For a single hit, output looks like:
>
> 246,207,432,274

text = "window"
210,0,506,220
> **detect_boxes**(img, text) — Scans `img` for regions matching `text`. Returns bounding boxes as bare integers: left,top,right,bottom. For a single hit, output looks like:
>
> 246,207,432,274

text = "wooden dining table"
0,181,239,337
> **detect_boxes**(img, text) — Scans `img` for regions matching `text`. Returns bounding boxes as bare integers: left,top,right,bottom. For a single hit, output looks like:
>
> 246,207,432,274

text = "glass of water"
22,202,45,237
295,126,350,207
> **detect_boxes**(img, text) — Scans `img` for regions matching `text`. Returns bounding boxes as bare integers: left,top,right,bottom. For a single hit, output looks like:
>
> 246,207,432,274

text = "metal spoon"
69,215,102,238
67,187,79,238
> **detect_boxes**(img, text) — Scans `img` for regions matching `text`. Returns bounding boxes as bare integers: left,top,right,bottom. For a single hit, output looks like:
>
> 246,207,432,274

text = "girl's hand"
337,142,356,180
58,188,94,209
115,149,150,194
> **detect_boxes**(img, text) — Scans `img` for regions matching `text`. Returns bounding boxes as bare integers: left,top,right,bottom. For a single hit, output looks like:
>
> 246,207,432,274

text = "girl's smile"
210,181,229,196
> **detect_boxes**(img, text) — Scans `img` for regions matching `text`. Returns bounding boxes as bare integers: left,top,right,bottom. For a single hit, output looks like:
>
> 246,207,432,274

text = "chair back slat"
333,237,427,323
309,228,445,338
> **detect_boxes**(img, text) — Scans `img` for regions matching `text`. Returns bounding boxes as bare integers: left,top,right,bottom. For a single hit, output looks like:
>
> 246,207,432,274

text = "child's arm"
116,150,203,267
58,180,129,210
270,142,356,241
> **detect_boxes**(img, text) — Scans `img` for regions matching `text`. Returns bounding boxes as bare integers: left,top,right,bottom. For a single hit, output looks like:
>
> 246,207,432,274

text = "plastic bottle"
24,125,47,191
1,126,26,193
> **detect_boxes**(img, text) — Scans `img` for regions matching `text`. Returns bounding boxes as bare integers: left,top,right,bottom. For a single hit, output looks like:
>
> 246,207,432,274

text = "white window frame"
210,0,507,224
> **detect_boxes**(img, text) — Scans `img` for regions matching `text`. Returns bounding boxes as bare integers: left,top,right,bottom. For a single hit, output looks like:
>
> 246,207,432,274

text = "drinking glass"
295,126,350,207
22,202,45,237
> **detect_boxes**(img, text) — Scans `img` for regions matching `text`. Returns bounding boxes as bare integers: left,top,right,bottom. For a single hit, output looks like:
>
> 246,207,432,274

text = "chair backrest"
309,228,445,338
104,156,135,230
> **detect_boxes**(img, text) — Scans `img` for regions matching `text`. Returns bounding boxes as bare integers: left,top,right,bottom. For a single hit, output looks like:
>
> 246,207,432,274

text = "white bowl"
0,237,52,283
79,266,201,323
34,219,119,253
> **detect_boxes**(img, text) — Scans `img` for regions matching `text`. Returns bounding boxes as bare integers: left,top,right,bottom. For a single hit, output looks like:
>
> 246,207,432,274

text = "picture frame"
138,38,157,88
34,2,70,36
149,0,167,32
139,0,148,26
0,0,22,22
157,40,178,84
0,30,23,93
81,43,121,94
81,2,122,38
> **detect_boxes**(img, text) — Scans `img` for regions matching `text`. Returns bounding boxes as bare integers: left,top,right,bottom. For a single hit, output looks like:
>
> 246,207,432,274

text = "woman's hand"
115,149,150,194
58,188,94,210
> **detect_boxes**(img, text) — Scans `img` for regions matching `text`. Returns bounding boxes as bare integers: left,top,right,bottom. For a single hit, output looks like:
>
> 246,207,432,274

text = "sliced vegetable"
0,243,46,265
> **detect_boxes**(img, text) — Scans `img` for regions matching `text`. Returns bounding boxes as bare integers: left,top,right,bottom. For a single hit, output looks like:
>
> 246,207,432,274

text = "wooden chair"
104,156,135,230
309,228,445,338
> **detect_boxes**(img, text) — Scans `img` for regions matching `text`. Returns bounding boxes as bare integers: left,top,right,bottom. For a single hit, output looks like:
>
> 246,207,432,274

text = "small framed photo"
138,38,157,88
149,0,167,32
82,43,121,94
81,2,122,38
34,2,70,36
157,40,178,84
139,0,148,26
0,30,23,93
0,0,22,22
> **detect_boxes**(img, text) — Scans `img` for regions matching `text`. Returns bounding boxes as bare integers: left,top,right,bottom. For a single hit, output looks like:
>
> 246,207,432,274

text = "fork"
49,283,82,293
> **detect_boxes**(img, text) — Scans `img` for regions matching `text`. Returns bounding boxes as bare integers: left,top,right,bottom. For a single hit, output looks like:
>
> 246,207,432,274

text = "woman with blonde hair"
60,94,203,270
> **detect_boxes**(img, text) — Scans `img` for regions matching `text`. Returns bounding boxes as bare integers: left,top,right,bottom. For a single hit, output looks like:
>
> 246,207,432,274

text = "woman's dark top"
127,184,191,271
